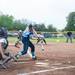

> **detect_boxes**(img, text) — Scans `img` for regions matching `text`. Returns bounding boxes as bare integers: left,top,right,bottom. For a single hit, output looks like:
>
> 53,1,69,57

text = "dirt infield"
0,42,75,75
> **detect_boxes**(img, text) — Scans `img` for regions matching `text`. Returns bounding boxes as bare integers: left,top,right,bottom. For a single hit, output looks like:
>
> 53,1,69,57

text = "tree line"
0,14,57,32
64,12,75,31
0,11,75,32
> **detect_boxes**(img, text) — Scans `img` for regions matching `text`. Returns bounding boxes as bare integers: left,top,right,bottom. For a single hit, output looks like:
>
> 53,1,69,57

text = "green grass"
46,38,66,42
8,37,17,43
8,37,75,43
46,37,75,43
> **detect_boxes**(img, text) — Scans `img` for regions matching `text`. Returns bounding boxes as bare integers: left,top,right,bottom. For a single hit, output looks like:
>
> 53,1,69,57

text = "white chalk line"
17,65,75,75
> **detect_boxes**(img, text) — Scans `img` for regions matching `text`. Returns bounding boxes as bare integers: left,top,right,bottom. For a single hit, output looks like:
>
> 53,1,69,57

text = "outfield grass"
46,37,66,42
8,37,17,43
46,37,75,43
8,36,75,43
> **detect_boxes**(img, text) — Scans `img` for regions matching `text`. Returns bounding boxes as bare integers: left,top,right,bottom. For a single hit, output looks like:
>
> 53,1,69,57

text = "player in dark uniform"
66,31,72,43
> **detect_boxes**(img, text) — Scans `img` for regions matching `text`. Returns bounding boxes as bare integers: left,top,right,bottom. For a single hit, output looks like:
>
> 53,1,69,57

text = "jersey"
67,32,72,37
38,34,44,39
0,28,4,37
22,31,33,41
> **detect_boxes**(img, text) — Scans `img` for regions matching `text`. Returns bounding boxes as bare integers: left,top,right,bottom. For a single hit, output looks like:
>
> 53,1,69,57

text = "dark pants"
66,36,72,43
20,37,35,57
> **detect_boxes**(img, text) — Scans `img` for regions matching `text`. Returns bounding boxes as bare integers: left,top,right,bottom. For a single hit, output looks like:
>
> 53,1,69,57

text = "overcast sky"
0,0,75,29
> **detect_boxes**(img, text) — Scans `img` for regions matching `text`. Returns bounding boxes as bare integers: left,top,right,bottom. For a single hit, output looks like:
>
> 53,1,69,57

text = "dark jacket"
0,27,8,38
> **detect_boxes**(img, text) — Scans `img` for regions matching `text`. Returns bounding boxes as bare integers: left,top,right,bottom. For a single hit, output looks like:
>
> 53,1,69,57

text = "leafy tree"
0,15,14,30
0,14,57,32
65,12,75,31
13,20,27,30
0,14,27,30
47,24,57,32
33,23,47,31
38,24,46,31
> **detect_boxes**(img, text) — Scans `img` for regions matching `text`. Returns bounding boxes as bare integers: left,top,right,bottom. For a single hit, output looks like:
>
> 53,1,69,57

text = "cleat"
32,56,37,60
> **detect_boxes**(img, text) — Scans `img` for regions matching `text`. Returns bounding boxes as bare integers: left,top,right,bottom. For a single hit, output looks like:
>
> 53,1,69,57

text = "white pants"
0,38,7,43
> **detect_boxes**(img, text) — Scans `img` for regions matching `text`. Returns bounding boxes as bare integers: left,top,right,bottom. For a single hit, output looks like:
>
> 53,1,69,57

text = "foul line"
18,65,75,75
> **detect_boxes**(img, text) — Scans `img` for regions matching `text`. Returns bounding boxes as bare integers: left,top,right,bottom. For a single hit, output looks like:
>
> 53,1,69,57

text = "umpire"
66,31,72,43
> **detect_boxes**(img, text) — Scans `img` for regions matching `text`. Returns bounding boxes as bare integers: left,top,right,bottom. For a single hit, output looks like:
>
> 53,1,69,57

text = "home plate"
35,62,49,67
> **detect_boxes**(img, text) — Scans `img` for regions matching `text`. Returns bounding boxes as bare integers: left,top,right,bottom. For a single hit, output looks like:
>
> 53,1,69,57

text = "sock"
31,52,36,58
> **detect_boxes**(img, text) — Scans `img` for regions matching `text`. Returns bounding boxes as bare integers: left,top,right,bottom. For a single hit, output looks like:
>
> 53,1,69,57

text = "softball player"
15,30,22,48
15,24,38,60
36,33,47,44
